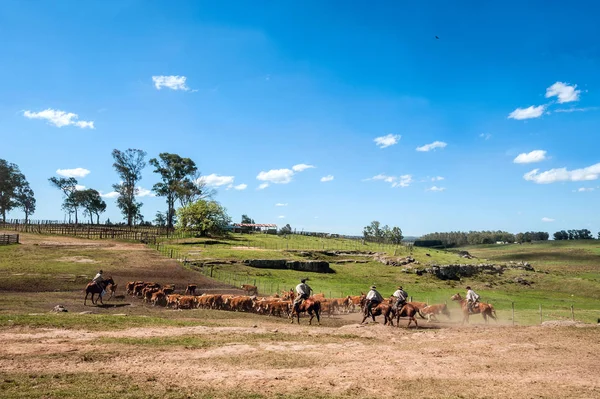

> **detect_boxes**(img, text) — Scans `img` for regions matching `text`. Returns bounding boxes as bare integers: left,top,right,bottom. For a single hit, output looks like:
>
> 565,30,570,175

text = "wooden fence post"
539,304,543,324
512,302,515,326
571,305,574,321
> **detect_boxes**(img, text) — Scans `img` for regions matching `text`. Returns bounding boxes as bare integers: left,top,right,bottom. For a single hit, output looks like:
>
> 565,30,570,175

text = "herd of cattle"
123,281,452,325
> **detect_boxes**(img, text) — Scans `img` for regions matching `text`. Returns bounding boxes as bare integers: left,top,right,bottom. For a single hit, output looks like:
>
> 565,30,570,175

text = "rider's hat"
397,286,403,289
301,278,307,283
99,270,103,274
466,286,471,290
370,285,376,289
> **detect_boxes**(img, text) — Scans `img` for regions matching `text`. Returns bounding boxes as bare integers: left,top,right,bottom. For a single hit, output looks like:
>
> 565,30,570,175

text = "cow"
166,294,181,308
421,303,451,322
241,284,258,296
185,284,197,296
163,284,175,295
343,295,363,313
408,301,429,319
177,295,197,309
151,290,167,306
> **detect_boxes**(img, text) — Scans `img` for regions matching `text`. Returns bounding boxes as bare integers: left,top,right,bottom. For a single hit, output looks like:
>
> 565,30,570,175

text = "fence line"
0,234,19,245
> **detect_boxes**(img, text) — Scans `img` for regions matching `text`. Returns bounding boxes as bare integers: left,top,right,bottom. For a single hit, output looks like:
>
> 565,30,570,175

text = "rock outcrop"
243,259,331,273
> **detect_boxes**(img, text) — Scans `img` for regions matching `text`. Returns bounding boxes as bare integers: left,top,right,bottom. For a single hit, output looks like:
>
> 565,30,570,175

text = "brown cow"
185,284,197,296
166,294,181,308
241,284,258,296
177,295,197,309
151,290,167,306
421,303,451,322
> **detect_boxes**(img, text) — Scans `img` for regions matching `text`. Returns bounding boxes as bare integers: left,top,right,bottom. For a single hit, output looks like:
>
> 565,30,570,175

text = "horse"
392,303,419,328
361,301,394,325
451,293,497,324
290,298,321,325
84,277,115,306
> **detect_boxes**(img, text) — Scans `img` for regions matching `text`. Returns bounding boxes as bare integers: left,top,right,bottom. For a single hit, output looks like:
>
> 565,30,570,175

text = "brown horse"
451,293,497,324
84,277,115,306
361,301,394,325
392,303,419,328
290,298,321,325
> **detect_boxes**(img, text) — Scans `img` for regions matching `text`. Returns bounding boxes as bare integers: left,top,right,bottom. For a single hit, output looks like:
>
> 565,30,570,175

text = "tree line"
419,230,549,247
552,229,595,240
362,221,404,244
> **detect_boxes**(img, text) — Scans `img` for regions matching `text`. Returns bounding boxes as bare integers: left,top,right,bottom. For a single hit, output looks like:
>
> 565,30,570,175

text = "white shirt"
295,283,311,296
466,289,479,302
92,273,103,283
366,289,383,301
393,289,407,300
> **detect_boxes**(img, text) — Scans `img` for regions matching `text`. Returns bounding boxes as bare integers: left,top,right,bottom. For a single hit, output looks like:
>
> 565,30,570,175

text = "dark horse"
391,303,419,328
84,277,115,306
290,298,321,325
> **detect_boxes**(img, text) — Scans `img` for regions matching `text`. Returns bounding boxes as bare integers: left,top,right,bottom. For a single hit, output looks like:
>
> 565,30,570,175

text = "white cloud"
23,109,94,129
152,75,191,91
479,133,492,140
392,175,413,188
292,164,315,172
508,105,545,120
541,217,555,222
524,163,600,184
232,184,247,190
257,169,294,184
431,176,444,181
75,185,86,191
367,174,412,188
198,174,235,187
427,186,445,192
136,187,154,197
555,107,598,113
100,191,119,199
374,134,401,148
275,203,288,207
320,175,334,182
257,183,269,190
56,168,90,178
278,215,285,219
577,187,594,192
513,150,547,164
416,141,447,152
545,82,581,103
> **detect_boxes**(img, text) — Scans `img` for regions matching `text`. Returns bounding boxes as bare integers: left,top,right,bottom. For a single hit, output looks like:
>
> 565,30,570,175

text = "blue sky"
2,1,599,236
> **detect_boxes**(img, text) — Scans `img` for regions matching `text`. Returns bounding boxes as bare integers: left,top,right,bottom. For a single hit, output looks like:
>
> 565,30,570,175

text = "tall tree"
0,160,28,222
76,189,106,224
154,211,167,227
16,183,36,223
176,199,231,236
149,153,198,228
390,226,403,244
49,177,80,223
112,149,147,226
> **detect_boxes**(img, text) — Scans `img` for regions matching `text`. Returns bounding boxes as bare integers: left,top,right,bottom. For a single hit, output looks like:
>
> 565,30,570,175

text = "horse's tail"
417,309,426,319
489,305,498,320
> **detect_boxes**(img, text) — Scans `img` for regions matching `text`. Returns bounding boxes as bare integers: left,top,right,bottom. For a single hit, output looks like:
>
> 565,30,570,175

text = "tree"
112,149,147,226
176,199,232,236
390,226,403,245
16,183,36,223
0,160,29,222
279,224,292,235
76,189,106,224
149,153,199,229
154,211,167,227
48,177,80,223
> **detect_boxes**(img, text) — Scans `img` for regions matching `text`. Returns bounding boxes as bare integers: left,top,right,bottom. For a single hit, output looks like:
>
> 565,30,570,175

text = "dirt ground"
1,318,599,398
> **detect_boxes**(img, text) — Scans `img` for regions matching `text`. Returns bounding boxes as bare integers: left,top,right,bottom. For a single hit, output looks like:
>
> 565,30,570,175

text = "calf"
151,290,167,306
421,303,451,322
177,295,197,309
241,284,258,296
166,294,182,308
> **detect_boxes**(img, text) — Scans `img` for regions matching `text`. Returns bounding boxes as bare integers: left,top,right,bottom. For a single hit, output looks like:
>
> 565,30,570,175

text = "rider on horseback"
364,285,383,317
293,278,312,313
466,286,480,313
92,270,106,297
392,285,408,310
